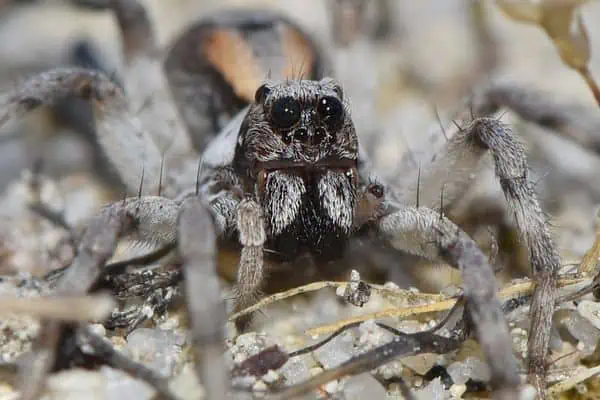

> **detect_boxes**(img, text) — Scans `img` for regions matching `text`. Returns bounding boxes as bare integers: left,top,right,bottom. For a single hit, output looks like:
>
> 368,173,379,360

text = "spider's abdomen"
261,169,357,262
164,9,325,154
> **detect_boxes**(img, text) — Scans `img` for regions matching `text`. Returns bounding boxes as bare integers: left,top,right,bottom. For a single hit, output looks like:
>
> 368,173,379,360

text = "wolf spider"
0,0,562,399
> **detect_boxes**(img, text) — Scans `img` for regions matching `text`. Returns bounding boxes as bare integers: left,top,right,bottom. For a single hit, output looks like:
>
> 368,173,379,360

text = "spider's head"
233,79,361,260
253,78,350,152
234,78,359,172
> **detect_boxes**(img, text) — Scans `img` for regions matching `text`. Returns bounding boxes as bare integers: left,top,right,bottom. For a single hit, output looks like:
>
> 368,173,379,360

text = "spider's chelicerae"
0,1,563,399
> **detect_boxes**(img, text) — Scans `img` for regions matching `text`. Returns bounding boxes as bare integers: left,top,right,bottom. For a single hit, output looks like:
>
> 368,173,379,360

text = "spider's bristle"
138,165,145,199
366,174,382,187
195,157,202,196
108,69,122,87
451,119,464,132
531,168,551,191
297,56,308,81
263,247,285,256
439,184,446,220
158,156,165,197
416,165,421,208
434,106,449,141
398,130,418,168
281,24,315,81
495,110,509,122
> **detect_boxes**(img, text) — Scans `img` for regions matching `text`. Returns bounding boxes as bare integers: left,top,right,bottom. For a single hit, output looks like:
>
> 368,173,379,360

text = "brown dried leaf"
496,0,542,23
540,3,590,70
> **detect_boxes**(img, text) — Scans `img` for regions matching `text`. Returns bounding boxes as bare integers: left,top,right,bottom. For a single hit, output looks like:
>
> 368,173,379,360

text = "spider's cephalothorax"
233,79,360,261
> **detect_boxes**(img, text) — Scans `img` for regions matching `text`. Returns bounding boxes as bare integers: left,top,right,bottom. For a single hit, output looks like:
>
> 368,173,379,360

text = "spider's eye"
317,96,344,129
255,84,270,104
270,97,301,130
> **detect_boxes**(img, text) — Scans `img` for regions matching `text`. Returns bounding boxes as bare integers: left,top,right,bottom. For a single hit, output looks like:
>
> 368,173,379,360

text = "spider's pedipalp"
178,196,228,399
233,198,267,331
376,205,520,397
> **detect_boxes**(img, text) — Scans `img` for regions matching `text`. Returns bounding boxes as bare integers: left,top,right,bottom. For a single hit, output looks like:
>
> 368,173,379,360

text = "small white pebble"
262,370,280,384
252,380,267,392
310,367,324,377
233,375,256,388
450,384,466,398
88,324,105,337
381,369,393,380
513,336,520,344
324,380,339,393
440,285,462,297
519,384,537,400
413,377,423,387
378,361,403,380
511,328,522,336
110,336,127,350
80,343,94,354
47,369,106,399
577,300,600,330
577,341,586,351
335,286,346,297
15,328,33,341
575,383,588,394
158,317,178,330
388,382,400,391
234,352,247,364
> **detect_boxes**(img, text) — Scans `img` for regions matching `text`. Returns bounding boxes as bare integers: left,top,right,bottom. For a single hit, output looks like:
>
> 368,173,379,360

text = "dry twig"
0,294,115,321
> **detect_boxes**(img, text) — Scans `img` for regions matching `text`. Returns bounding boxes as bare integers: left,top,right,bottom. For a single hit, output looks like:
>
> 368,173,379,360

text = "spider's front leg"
374,204,520,399
178,177,266,395
398,117,560,393
178,196,228,400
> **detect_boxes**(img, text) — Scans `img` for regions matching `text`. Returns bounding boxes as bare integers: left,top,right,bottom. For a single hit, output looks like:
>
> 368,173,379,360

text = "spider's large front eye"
270,97,301,130
317,96,344,129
